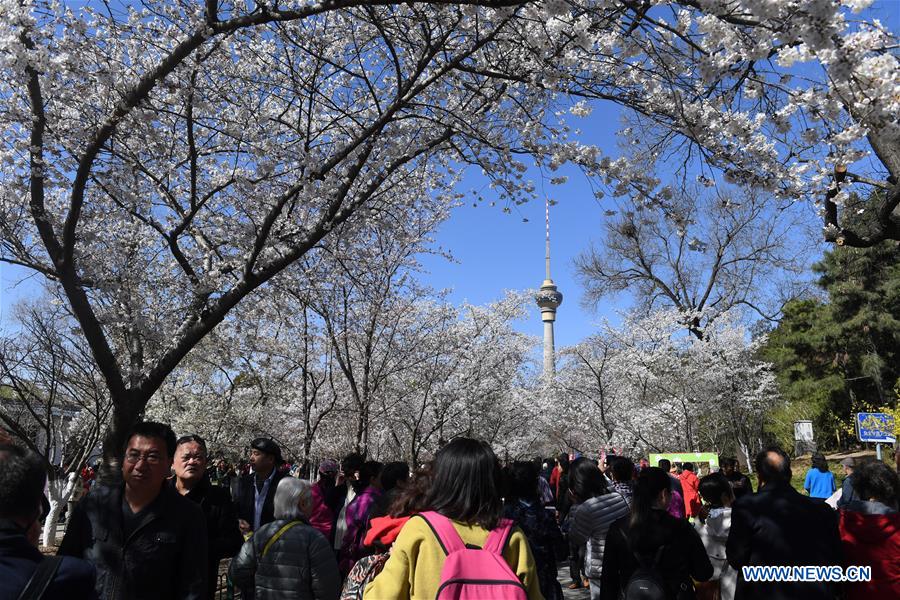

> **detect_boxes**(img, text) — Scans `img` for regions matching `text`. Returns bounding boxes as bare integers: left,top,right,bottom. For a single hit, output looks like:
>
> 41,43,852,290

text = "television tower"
535,199,563,377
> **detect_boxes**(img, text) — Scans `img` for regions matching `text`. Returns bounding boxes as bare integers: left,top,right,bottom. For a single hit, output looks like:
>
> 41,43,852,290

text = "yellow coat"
363,516,544,600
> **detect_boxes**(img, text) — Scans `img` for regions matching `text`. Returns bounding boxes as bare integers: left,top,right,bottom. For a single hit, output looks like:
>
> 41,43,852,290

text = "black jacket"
600,509,713,600
229,517,340,600
0,520,97,600
171,477,243,600
725,471,754,500
58,483,208,600
236,470,286,533
726,481,842,600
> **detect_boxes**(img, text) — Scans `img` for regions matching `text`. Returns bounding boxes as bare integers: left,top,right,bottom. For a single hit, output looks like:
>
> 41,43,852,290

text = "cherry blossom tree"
146,293,344,472
555,336,621,449
556,307,778,463
1,0,895,471
547,0,899,246
374,291,536,465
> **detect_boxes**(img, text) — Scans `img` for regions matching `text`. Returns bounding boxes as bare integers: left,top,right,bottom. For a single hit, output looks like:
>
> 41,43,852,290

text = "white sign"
794,421,814,442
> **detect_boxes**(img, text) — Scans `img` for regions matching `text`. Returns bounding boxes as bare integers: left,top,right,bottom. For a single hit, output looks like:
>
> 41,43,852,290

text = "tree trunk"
41,473,76,546
738,440,752,474
98,394,142,484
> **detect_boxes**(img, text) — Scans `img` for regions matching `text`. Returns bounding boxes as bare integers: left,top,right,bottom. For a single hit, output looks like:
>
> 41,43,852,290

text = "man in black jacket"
0,444,97,599
726,447,842,600
236,438,286,537
59,421,208,600
172,435,243,600
722,457,754,500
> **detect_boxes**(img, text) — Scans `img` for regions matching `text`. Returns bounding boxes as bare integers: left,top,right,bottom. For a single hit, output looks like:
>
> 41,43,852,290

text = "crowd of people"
0,421,898,600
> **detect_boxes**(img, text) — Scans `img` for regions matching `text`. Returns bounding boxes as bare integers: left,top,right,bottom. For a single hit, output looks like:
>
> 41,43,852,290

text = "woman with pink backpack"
362,438,543,599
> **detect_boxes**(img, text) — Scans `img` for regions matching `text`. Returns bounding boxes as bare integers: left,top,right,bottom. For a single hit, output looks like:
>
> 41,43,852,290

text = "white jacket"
694,507,737,600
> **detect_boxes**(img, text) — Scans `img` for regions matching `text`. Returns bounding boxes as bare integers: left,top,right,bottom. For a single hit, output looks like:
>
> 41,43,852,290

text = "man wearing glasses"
59,421,208,600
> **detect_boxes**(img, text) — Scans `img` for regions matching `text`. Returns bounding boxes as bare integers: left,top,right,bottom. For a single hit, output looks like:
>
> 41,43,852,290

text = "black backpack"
623,546,668,600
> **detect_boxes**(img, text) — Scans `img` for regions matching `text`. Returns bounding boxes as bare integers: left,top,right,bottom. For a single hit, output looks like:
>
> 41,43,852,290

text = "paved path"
558,561,591,600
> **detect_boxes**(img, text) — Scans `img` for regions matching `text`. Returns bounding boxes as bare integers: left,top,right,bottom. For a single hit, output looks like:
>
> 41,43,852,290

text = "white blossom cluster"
550,306,779,460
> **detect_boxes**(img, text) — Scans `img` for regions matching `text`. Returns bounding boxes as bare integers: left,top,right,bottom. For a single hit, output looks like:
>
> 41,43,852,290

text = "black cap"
250,438,282,462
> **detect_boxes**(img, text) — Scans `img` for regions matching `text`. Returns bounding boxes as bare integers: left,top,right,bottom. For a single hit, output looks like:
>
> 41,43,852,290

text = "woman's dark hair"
630,467,671,529
569,456,609,501
389,465,433,518
423,438,503,529
380,461,410,492
698,472,733,507
557,453,570,471
341,452,365,475
852,460,900,509
505,461,540,503
611,456,635,482
360,460,383,488
812,452,829,473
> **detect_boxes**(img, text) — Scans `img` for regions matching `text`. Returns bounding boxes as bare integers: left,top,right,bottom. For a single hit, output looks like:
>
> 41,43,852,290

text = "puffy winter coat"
694,507,736,600
839,502,900,600
568,491,630,579
229,517,341,600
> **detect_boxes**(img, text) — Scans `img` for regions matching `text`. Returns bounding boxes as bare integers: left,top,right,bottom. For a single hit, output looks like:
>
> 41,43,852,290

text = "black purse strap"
18,556,63,600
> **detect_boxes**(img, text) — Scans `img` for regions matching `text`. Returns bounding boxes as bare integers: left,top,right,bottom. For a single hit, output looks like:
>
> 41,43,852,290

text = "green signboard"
648,452,720,469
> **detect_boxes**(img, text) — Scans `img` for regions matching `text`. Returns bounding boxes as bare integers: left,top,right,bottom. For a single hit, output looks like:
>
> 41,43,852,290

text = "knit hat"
318,459,339,474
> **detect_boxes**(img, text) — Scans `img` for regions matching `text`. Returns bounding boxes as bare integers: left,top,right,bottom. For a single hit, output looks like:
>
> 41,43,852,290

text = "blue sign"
856,413,896,443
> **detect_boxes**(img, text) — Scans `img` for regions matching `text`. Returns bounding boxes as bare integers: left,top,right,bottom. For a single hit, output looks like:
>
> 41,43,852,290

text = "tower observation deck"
535,200,562,377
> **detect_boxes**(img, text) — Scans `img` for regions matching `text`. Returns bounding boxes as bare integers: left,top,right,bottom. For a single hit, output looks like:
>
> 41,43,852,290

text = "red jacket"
679,470,701,517
549,466,561,498
363,515,410,548
839,507,900,600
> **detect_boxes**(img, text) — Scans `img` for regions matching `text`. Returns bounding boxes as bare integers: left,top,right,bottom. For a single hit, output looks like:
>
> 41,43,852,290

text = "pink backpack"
418,511,528,600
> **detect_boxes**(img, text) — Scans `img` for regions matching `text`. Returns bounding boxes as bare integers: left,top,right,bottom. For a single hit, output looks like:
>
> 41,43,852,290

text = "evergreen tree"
762,240,900,449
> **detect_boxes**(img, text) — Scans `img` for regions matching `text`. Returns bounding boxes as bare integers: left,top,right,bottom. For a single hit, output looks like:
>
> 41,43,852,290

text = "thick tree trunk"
98,395,143,485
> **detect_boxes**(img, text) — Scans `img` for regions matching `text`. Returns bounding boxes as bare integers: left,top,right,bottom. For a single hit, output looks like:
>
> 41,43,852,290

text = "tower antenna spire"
545,198,551,281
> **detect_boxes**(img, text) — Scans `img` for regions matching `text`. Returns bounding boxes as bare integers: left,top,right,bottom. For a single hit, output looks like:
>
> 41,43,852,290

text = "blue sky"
418,150,623,350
